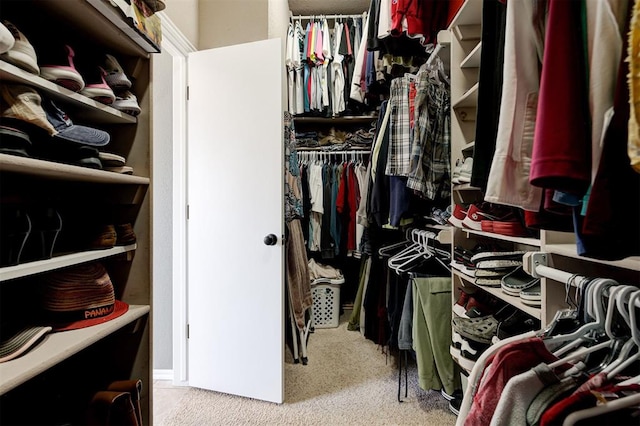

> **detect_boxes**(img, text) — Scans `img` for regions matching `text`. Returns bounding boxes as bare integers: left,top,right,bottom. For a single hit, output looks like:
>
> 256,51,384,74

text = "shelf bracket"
523,251,548,278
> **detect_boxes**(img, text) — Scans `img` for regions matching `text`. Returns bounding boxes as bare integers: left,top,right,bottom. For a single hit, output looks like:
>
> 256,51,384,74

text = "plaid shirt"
407,67,451,200
385,77,412,176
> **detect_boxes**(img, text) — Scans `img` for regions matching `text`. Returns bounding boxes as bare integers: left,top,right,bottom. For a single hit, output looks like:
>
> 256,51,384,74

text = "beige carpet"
162,314,457,425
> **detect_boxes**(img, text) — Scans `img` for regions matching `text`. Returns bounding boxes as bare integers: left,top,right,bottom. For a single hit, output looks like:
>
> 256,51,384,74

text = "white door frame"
154,13,195,386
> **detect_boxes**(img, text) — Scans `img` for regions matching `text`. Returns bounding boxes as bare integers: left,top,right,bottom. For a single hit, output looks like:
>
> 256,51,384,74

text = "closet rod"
292,13,365,21
296,150,370,154
524,252,588,284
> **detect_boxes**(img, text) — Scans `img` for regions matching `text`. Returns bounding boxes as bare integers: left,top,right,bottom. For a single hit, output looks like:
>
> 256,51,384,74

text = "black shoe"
449,396,462,416
441,388,463,401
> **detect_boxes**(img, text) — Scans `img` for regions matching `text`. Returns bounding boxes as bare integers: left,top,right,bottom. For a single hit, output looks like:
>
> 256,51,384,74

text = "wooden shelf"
452,82,479,108
462,229,541,247
453,270,542,319
0,305,150,395
0,62,138,125
461,42,482,68
0,154,150,185
0,244,137,282
545,244,640,272
448,0,483,29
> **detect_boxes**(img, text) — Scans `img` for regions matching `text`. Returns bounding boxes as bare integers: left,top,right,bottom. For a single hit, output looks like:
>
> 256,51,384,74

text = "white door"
187,39,284,403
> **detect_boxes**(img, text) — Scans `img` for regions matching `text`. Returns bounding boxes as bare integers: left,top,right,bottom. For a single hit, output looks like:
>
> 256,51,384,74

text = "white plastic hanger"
548,278,613,357
605,290,640,378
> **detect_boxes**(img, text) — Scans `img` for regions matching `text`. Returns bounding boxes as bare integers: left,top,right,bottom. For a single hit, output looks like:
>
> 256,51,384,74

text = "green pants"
412,276,460,394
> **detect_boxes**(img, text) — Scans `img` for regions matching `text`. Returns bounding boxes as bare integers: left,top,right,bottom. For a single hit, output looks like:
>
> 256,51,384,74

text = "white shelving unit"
0,0,156,423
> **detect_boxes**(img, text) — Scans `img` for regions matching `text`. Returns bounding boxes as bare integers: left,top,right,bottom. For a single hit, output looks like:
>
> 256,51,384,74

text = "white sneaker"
112,90,141,116
0,22,15,54
458,157,473,184
0,21,38,74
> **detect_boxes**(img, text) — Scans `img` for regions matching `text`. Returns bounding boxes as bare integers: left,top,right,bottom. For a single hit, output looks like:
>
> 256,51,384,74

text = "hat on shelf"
40,262,128,332
0,84,56,135
0,124,32,157
40,97,110,146
0,325,52,363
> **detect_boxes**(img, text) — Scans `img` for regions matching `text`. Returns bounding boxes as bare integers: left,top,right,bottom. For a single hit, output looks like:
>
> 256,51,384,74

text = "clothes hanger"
388,230,431,269
546,278,613,357
604,290,640,378
390,230,433,273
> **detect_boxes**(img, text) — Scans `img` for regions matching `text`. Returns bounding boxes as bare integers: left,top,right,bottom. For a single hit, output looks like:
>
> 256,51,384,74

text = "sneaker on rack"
0,21,39,74
457,157,473,184
447,204,468,228
102,54,132,90
80,67,116,105
112,91,141,116
39,44,85,92
520,282,542,307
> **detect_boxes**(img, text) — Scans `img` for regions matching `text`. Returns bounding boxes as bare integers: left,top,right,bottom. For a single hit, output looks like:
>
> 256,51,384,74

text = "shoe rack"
446,0,640,375
0,1,155,424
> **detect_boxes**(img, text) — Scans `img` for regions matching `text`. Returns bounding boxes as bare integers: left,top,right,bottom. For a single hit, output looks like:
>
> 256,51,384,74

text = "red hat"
41,262,128,332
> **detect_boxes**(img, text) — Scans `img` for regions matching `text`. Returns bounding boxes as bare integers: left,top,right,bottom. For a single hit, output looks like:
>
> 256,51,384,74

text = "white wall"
163,0,199,48
198,0,269,49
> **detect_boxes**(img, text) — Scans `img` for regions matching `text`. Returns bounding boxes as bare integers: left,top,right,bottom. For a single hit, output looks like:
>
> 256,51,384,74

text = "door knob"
263,234,278,246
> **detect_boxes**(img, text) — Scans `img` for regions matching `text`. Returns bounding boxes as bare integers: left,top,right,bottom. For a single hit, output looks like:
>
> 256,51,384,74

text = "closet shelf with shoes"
0,0,156,422
0,244,136,282
0,154,149,184
0,62,136,124
462,229,541,247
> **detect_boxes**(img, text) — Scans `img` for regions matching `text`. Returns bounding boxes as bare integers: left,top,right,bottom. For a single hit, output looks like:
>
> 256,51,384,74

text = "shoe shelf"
0,154,150,185
448,0,483,29
449,346,474,374
462,229,541,247
0,304,150,395
0,244,137,283
30,0,158,57
453,269,542,320
452,82,479,109
0,62,137,125
544,244,640,272
460,42,482,69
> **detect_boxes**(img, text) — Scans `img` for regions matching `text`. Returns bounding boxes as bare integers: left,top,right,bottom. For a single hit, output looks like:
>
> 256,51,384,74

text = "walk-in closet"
279,0,640,424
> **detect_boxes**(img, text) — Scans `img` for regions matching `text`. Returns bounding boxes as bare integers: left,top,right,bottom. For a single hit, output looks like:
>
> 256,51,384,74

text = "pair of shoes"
0,125,32,157
0,207,62,266
471,250,526,288
426,206,451,225
89,223,137,249
452,305,517,344
452,331,491,361
102,54,141,116
463,203,530,237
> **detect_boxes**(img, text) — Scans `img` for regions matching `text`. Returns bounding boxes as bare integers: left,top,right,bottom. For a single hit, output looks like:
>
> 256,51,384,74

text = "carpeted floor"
161,313,457,425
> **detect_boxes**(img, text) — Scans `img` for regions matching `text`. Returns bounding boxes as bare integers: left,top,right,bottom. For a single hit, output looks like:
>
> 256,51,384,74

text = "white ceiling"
288,0,370,15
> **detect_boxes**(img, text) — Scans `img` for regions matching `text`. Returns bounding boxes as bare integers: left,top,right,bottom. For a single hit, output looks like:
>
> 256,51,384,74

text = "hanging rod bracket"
523,251,548,278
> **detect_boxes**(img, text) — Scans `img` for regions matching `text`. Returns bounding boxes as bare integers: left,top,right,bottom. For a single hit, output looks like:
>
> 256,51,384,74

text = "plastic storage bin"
310,280,342,328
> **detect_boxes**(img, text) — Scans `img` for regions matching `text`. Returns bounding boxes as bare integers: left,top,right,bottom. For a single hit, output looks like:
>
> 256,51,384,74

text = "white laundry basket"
310,278,343,328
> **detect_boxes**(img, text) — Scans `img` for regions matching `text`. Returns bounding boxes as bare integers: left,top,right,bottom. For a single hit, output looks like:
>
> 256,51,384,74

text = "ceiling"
288,0,370,16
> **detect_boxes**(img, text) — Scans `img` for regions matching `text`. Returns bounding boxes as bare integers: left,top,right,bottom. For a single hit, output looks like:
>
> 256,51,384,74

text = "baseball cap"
41,262,128,332
40,97,110,146
0,84,56,135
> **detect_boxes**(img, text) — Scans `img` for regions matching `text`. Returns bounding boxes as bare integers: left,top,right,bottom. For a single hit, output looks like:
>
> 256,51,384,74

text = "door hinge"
187,324,190,339
186,204,190,219
186,85,189,101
